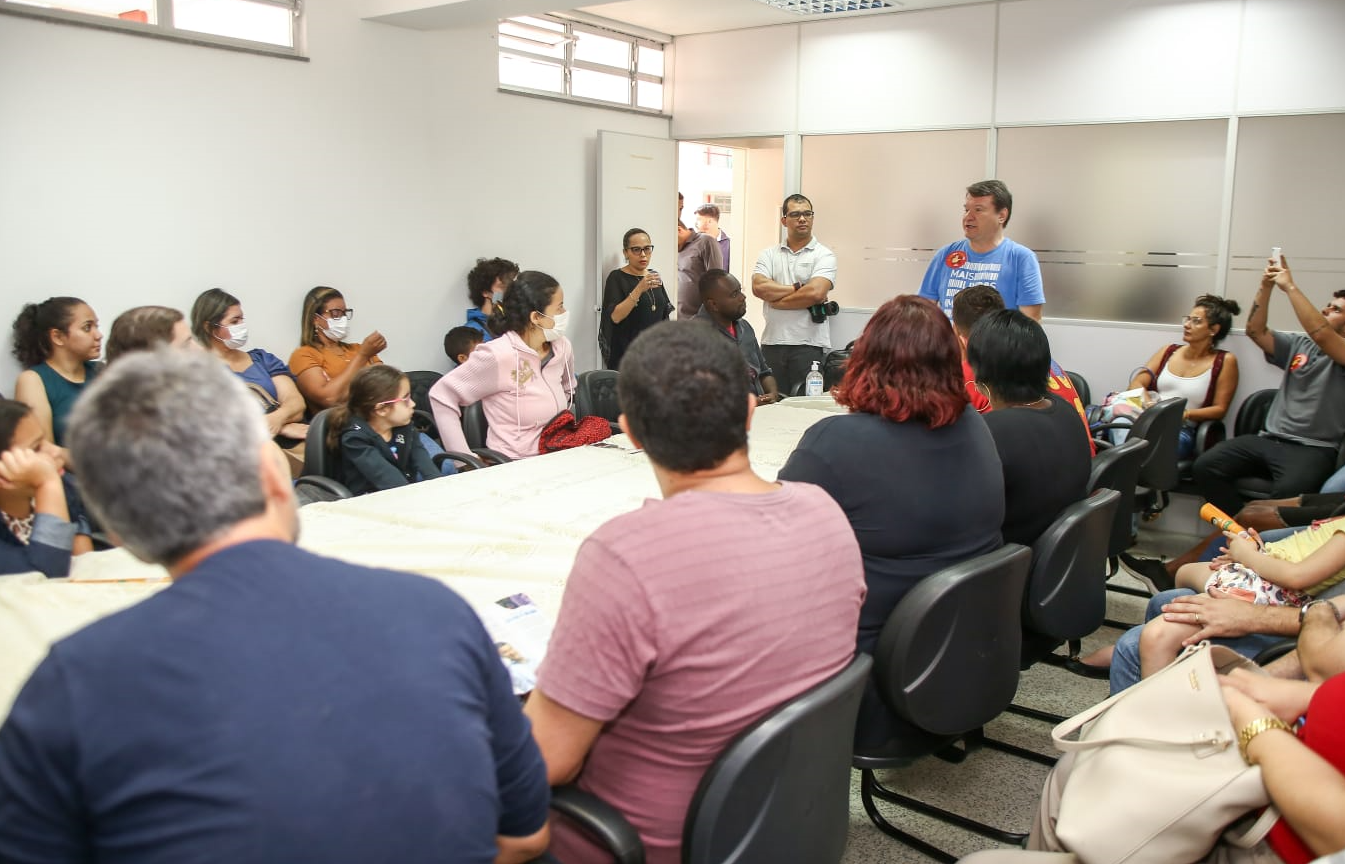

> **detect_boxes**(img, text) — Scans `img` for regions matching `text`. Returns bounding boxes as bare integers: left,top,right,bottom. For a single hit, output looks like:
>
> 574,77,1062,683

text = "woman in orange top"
288,286,387,416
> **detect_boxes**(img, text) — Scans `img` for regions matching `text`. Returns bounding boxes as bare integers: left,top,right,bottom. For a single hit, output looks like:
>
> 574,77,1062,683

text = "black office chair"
852,544,1033,863
1231,388,1280,502
301,408,342,480
1092,396,1186,520
406,370,445,443
574,370,621,434
460,401,511,465
1021,489,1122,667
1087,437,1148,577
995,489,1121,728
549,654,872,864
1065,369,1091,407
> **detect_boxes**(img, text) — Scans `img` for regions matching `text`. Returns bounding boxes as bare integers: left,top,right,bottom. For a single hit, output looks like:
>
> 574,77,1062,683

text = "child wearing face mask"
429,270,576,460
463,257,518,342
330,366,449,496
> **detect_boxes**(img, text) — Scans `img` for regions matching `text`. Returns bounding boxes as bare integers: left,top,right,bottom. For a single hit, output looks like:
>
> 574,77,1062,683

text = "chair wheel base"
859,769,1029,864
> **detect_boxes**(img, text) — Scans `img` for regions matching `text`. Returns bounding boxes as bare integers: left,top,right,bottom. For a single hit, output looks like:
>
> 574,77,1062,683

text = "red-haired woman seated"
778,294,1005,750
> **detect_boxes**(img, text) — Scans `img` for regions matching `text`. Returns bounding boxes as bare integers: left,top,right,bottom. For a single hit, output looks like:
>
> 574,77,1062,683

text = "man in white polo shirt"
751,193,838,395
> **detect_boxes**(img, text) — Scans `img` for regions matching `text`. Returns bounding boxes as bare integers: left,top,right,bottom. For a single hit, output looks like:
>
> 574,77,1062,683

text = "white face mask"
319,315,350,341
492,290,505,305
539,309,569,342
216,323,248,350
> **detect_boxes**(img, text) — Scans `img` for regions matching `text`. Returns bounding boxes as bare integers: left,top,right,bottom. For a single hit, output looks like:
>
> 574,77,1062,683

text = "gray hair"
66,349,270,566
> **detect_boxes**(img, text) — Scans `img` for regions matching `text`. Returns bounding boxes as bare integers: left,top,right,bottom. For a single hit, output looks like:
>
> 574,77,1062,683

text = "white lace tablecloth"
0,400,840,719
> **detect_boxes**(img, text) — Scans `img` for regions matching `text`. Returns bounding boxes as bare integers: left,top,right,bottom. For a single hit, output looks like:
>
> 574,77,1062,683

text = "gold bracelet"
1237,716,1292,764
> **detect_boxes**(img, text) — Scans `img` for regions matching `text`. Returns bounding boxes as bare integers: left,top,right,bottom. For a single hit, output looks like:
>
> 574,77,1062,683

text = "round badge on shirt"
946,250,967,268
1290,353,1308,371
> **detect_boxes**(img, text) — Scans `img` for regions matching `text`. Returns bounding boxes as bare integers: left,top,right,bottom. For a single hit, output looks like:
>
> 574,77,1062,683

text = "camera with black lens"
808,300,840,324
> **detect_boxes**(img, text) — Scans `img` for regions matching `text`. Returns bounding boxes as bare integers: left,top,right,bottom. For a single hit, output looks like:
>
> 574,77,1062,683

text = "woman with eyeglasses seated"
288,286,387,416
1111,294,1242,459
192,289,308,452
777,295,1005,750
430,271,574,461
600,228,673,370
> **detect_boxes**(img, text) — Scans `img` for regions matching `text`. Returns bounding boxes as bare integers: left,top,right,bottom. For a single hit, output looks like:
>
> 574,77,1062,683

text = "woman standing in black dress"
600,228,673,370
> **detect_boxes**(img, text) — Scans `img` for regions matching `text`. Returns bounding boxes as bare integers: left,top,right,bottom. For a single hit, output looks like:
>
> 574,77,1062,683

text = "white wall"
672,0,1344,404
673,0,1345,137
0,3,668,389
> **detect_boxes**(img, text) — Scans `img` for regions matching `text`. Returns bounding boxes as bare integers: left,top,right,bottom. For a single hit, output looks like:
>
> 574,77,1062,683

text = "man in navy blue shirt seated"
0,351,550,864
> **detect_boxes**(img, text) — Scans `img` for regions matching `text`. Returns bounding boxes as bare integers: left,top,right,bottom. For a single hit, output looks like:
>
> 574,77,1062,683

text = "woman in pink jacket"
430,270,575,460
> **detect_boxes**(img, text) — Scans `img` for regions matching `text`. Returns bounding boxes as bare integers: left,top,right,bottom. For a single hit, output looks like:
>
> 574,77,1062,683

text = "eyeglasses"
322,309,355,321
786,210,815,220
1182,316,1205,325
626,245,655,255
376,394,414,407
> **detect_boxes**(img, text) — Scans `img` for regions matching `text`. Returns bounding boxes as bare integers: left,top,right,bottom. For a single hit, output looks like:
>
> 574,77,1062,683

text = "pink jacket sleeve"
429,348,505,453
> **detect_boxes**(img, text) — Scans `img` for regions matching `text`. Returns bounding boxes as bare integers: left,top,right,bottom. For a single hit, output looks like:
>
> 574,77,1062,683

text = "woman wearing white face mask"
288,285,388,415
430,270,576,460
191,288,308,448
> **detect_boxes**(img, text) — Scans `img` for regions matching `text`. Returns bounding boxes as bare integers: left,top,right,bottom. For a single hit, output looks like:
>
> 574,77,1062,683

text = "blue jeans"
1320,463,1345,494
1108,526,1304,694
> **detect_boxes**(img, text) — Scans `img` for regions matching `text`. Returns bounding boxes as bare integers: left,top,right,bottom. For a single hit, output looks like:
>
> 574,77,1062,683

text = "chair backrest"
301,407,340,479
1088,437,1148,558
1024,489,1121,641
1124,396,1186,491
1065,370,1091,407
871,545,1032,736
462,401,488,450
406,370,444,440
682,654,872,864
575,370,621,423
1234,388,1278,438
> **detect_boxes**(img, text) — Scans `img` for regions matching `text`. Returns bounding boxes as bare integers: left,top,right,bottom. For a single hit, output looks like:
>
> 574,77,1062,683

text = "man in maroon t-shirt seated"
525,322,866,864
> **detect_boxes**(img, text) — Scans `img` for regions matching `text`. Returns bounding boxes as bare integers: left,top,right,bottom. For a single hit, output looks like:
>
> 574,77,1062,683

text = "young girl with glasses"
329,365,448,496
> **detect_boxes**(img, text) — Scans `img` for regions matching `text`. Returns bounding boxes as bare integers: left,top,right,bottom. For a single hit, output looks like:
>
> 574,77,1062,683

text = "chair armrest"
1193,420,1225,457
434,450,487,472
471,446,513,465
1251,638,1297,667
1089,421,1135,433
292,475,352,500
549,785,645,864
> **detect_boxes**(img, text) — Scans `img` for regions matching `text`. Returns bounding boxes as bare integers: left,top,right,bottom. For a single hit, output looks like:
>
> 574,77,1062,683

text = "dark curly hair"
1192,294,1242,344
11,297,88,367
467,257,519,308
490,271,560,337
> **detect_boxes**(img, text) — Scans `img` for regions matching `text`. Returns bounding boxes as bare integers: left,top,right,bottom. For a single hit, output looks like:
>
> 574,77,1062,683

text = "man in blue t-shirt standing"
0,352,550,864
918,179,1045,321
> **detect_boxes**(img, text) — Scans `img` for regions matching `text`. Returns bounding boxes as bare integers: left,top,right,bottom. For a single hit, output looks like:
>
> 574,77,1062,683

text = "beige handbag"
1050,642,1278,864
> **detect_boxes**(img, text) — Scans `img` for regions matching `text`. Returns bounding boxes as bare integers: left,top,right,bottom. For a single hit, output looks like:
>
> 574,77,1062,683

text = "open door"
596,131,677,369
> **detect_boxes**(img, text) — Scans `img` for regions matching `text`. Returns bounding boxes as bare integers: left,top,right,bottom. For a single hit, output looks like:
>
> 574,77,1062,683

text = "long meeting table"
0,397,846,719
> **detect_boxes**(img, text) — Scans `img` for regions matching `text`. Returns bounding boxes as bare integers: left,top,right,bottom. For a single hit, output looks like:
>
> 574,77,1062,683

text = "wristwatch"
1298,598,1342,626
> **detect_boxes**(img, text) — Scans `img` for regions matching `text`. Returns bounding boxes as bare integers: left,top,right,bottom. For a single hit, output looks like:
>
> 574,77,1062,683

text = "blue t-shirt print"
918,238,1045,315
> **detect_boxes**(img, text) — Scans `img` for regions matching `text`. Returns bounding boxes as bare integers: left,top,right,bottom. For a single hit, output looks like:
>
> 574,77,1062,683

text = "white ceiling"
575,0,990,37
363,0,994,37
